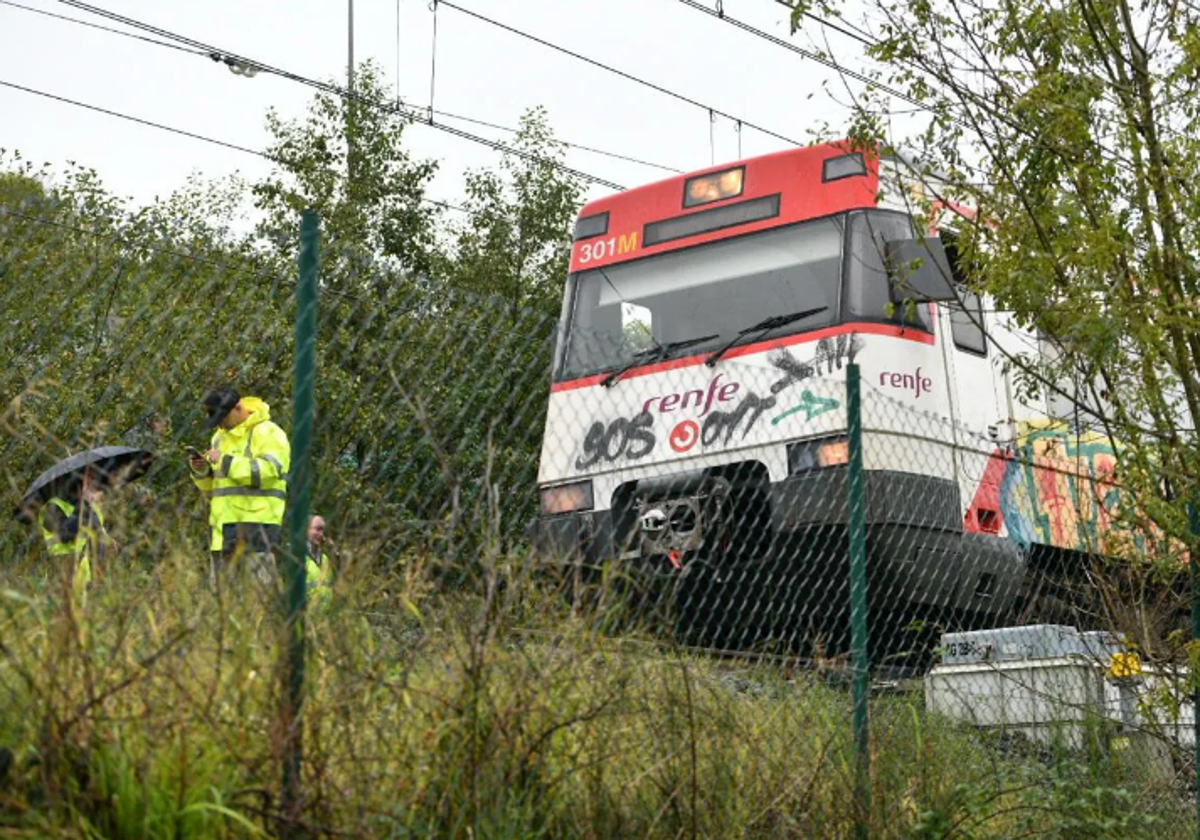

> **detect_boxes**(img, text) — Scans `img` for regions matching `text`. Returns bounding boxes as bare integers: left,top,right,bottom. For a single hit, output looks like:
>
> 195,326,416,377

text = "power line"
428,0,440,122
0,0,207,56
7,0,707,176
441,0,1039,181
771,0,881,51
0,78,476,220
764,0,1143,179
45,0,627,190
674,0,932,114
8,0,677,172
430,109,683,173
435,0,805,148
0,78,270,159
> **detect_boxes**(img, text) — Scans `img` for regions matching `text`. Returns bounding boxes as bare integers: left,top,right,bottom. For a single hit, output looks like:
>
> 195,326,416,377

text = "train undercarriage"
538,462,1193,667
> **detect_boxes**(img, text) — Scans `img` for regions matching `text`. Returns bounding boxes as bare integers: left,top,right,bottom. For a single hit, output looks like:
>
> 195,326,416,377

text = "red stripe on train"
550,322,935,394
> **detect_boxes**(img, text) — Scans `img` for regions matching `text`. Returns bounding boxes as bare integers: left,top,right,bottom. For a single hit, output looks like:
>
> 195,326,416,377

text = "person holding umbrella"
16,446,155,606
189,387,290,589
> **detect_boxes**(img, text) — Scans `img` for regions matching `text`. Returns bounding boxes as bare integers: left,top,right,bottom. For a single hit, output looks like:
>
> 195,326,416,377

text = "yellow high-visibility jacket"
307,549,331,610
191,397,290,551
40,496,104,603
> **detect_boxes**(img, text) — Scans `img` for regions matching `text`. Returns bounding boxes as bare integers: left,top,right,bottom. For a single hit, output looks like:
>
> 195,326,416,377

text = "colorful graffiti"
966,422,1134,556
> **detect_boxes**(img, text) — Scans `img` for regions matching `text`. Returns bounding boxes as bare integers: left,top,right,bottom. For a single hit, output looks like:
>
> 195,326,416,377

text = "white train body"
535,143,1118,645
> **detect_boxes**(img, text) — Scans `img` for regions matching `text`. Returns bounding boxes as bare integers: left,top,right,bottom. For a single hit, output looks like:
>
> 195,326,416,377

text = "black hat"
202,387,241,430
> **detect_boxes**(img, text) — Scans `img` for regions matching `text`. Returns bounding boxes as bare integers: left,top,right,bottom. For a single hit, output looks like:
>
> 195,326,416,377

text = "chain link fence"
1,199,1197,838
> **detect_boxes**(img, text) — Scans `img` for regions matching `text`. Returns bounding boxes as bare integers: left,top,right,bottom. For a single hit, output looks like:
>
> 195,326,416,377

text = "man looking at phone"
189,387,290,588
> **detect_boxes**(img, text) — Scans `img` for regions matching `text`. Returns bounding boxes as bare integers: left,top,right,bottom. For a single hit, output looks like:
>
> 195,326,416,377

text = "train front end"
535,143,1023,652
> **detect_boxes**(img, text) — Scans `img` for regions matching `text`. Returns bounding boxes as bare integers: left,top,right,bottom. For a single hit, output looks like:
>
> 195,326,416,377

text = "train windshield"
560,216,844,380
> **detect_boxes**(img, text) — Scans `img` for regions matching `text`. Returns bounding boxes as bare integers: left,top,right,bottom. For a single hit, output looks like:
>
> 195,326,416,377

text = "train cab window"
844,210,932,332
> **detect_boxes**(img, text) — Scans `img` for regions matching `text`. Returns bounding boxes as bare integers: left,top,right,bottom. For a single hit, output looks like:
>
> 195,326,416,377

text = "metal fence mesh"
1,199,1197,838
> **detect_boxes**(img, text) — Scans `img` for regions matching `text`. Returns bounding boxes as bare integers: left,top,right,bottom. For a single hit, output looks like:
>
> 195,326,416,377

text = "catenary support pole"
847,362,870,839
282,210,319,837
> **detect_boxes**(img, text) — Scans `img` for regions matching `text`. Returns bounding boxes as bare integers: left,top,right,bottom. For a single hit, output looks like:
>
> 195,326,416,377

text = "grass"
0,538,1195,839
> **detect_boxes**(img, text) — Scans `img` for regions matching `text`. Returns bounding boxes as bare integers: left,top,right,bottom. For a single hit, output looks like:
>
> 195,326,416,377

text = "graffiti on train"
967,422,1133,555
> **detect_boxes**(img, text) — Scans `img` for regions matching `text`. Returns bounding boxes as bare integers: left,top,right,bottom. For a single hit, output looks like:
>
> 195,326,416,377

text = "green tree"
310,107,583,556
253,59,439,283
428,108,584,548
251,83,582,557
794,0,1200,644
250,61,441,524
440,107,585,317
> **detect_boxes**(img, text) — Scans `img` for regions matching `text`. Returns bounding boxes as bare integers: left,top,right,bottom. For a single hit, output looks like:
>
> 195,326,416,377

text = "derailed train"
534,141,1134,652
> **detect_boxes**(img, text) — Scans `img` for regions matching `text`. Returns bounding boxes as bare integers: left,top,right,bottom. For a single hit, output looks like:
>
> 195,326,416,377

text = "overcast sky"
0,0,903,218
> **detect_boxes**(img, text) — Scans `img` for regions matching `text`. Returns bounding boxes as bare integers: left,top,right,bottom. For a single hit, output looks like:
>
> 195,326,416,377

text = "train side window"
951,290,987,355
941,230,988,356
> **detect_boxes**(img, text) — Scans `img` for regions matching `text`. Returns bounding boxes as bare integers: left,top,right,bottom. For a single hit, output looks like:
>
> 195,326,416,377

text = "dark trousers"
209,523,282,589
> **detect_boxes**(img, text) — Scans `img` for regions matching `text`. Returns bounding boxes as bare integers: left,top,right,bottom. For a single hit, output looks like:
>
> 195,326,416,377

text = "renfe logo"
643,374,741,416
880,367,933,398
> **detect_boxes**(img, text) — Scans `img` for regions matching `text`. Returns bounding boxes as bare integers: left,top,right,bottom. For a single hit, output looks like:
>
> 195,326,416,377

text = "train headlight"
787,436,850,474
539,480,595,516
683,166,745,207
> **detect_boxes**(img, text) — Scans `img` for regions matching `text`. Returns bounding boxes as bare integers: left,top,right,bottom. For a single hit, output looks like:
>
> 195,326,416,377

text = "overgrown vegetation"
1,538,1191,839
0,61,573,564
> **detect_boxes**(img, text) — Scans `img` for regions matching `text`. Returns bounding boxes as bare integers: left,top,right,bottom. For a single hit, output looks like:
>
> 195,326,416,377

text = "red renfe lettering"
879,367,932,398
644,374,741,416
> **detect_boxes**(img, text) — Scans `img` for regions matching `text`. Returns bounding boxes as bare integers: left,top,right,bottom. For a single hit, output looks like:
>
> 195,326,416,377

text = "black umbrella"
15,446,155,521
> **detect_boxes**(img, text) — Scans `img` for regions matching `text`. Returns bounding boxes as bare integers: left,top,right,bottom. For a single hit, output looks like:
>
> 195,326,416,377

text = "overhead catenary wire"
429,109,683,173
771,0,883,52
439,0,1065,186
0,78,271,161
708,110,715,166
0,0,208,57
5,0,675,172
674,0,933,114
755,0,1144,180
0,78,475,221
6,0,678,173
675,0,1128,185
45,0,626,191
674,0,1037,182
775,0,1141,118
434,0,806,149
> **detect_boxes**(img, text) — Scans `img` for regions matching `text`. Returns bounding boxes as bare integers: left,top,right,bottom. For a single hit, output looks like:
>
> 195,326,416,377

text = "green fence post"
1189,501,1200,838
282,210,318,836
847,362,870,839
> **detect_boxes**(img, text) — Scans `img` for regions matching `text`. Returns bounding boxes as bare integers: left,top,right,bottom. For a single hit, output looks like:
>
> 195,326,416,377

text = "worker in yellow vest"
306,514,332,610
39,477,107,607
189,387,290,589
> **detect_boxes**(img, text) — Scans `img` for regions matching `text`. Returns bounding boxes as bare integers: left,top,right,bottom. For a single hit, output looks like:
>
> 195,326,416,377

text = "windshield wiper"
703,306,829,367
600,333,720,388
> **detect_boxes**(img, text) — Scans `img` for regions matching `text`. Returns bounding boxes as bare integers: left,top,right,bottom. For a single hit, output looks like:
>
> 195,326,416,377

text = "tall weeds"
0,529,1192,838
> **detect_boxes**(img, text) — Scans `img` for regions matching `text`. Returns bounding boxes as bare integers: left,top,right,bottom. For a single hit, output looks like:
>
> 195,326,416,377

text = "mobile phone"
182,444,204,460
